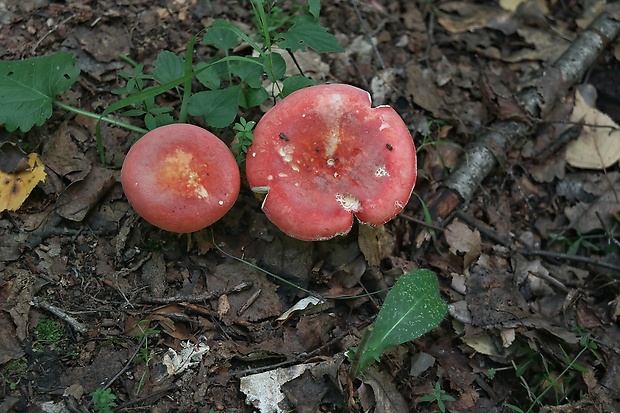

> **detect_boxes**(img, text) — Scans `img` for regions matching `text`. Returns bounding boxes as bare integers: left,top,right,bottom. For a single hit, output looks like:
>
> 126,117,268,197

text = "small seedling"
1,357,28,390
90,387,117,413
418,381,456,413
131,320,160,395
232,117,256,166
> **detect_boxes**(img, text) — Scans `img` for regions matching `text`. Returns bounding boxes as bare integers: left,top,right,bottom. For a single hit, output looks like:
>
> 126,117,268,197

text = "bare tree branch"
421,9,620,226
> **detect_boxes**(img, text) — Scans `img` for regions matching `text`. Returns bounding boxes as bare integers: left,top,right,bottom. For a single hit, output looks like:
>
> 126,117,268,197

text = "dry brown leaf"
0,153,46,212
565,87,620,169
438,2,518,35
445,219,482,268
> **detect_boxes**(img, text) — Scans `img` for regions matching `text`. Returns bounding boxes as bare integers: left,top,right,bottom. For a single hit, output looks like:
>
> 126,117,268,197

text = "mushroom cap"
246,84,417,241
121,124,240,233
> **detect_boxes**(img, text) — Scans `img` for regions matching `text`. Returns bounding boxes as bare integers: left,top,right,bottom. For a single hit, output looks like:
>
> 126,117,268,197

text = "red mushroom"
246,84,416,241
121,123,240,233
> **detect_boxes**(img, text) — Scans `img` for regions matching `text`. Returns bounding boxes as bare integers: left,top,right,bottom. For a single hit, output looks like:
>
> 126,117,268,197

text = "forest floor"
1,0,620,412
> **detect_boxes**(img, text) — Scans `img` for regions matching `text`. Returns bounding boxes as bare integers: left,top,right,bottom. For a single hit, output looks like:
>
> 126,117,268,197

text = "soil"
1,1,620,412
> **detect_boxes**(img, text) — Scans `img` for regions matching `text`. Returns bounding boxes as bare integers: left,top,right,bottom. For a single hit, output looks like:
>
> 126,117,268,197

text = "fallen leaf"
566,86,620,169
438,2,518,35
162,338,209,376
0,142,30,173
358,224,395,267
445,219,482,268
499,0,549,14
0,152,46,212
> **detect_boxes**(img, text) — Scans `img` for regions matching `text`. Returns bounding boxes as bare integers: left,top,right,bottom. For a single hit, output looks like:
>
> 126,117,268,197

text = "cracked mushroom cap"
246,84,417,241
121,124,240,233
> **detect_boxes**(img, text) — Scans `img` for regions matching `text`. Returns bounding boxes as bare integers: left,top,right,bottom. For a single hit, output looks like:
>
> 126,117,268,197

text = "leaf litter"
1,0,620,412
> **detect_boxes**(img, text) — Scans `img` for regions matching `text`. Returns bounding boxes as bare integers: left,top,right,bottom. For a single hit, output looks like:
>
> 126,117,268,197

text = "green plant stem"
53,101,148,134
349,326,373,379
179,34,199,123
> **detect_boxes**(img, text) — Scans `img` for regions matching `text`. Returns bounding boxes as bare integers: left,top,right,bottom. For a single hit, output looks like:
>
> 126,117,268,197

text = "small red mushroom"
121,123,240,233
246,84,417,241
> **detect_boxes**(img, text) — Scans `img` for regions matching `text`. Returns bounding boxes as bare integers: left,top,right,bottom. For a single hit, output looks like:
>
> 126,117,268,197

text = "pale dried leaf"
566,87,620,169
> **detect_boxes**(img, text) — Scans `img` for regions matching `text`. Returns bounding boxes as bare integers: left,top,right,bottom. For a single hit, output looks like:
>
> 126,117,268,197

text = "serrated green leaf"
0,52,80,132
277,19,344,53
203,19,242,50
357,269,447,373
152,50,185,85
282,76,316,97
187,86,240,128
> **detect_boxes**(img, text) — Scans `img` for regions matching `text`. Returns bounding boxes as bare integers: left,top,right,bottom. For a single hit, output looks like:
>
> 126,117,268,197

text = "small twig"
140,282,253,304
455,210,620,275
30,297,88,334
349,0,386,71
238,289,261,316
112,386,178,411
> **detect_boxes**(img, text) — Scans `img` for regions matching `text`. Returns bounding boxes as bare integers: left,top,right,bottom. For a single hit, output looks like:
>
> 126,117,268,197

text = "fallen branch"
421,8,620,225
30,297,88,334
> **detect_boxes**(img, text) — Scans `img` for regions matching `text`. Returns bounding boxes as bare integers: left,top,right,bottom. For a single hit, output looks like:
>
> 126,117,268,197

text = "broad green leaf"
230,58,264,89
203,19,242,50
357,269,447,373
259,53,287,82
282,76,316,97
195,61,224,90
153,50,185,85
277,18,344,53
187,86,240,128
239,86,269,108
0,52,80,132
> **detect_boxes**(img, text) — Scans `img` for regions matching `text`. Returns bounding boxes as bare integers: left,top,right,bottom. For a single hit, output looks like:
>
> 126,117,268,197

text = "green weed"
34,317,65,350
0,0,342,165
131,320,160,395
1,357,28,390
505,333,599,412
418,381,456,413
90,387,117,413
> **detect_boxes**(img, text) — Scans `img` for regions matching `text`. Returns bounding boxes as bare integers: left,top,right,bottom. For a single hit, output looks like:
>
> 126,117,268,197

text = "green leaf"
195,61,224,90
0,52,80,132
277,18,344,53
259,53,286,82
357,269,447,373
239,86,269,108
187,86,240,128
152,50,185,85
230,58,264,89
282,76,316,97
202,19,241,51
203,19,242,50
308,0,321,18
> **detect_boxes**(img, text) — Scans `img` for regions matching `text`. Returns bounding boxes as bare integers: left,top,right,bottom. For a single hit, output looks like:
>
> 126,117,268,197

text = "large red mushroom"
246,84,417,241
121,124,240,233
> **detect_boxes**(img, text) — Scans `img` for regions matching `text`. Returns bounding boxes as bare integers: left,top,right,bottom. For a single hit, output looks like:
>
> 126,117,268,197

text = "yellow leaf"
565,89,620,169
0,153,46,212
